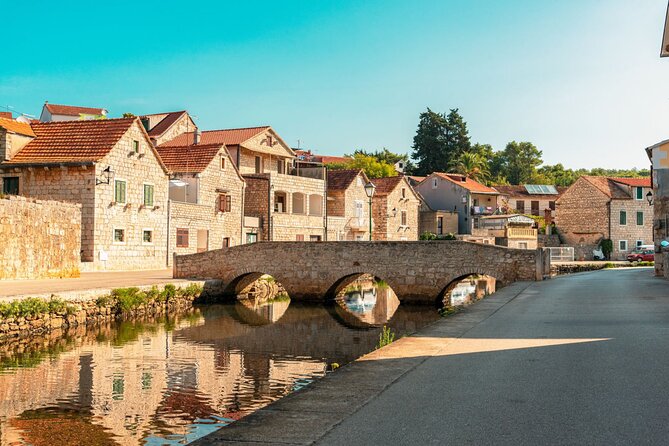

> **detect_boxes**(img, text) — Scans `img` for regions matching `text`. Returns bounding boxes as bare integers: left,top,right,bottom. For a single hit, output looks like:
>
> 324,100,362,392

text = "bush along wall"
0,283,203,340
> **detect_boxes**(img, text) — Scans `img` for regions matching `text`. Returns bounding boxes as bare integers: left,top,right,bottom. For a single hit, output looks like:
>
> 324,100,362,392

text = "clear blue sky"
2,0,667,169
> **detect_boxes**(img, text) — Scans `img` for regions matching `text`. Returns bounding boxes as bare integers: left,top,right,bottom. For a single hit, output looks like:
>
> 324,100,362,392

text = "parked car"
627,248,654,263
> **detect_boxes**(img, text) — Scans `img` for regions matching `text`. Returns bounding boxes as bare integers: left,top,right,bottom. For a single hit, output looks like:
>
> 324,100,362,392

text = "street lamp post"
364,181,376,241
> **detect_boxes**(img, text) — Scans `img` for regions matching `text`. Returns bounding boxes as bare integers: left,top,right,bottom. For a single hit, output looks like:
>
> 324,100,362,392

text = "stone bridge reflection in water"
0,283,443,446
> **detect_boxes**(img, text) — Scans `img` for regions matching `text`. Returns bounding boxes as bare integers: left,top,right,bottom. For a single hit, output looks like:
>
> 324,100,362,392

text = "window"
432,178,438,189
516,200,525,213
310,235,322,242
355,200,364,219
143,184,154,207
519,242,528,249
619,240,628,251
637,211,644,226
220,156,226,170
142,230,153,244
113,228,125,243
219,194,231,213
255,156,262,173
267,135,273,146
619,210,627,225
437,216,443,235
274,191,287,213
401,188,406,199
309,194,323,216
277,159,285,174
401,210,407,226
531,201,540,216
176,228,189,248
636,187,643,200
292,192,305,214
246,233,257,244
296,234,304,241
2,177,19,195
636,240,643,248
114,180,127,204
549,201,556,211
223,237,230,248
133,140,139,153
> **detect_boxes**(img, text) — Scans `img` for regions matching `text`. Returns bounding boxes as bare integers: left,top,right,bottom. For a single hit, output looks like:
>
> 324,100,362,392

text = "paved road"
195,268,669,445
319,268,669,445
0,269,179,297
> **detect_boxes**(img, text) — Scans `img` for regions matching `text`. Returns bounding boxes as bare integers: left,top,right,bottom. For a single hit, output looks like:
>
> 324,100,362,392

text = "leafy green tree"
349,148,416,174
411,108,470,175
327,153,397,179
449,151,490,183
499,141,543,185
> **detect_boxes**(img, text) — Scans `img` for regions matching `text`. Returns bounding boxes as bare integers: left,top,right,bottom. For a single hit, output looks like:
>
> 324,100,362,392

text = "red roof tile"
142,111,188,137
319,155,351,164
44,103,106,116
435,173,499,194
4,118,134,165
609,177,651,188
161,126,270,147
155,144,223,173
0,117,35,137
327,169,367,191
371,176,404,196
580,176,630,199
0,112,12,119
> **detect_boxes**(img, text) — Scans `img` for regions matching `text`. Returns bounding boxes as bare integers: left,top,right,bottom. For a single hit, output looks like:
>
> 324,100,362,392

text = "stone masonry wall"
244,175,270,240
153,114,196,146
420,210,459,235
609,196,653,260
373,180,420,241
0,131,32,162
555,177,610,259
0,195,81,279
92,121,169,271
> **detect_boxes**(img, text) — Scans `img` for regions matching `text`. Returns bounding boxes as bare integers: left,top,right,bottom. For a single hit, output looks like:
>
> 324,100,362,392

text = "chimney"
0,112,12,119
194,129,201,145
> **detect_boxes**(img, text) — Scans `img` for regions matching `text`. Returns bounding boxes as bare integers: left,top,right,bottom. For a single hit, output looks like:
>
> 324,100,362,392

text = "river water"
0,283,442,445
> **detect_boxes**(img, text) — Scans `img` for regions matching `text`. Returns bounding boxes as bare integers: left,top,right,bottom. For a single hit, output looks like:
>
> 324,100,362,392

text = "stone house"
0,117,170,271
39,102,107,122
162,126,327,242
418,200,459,237
555,176,653,260
414,173,500,235
325,169,372,241
371,176,421,241
494,184,565,217
646,139,669,276
155,141,245,262
140,111,197,147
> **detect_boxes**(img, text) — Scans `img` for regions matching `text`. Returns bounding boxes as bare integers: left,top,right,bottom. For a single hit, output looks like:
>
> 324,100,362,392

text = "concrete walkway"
0,269,185,299
193,268,669,445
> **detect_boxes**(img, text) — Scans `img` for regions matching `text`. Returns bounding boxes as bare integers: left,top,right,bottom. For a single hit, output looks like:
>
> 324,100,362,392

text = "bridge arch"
437,268,501,307
324,270,399,301
222,268,294,301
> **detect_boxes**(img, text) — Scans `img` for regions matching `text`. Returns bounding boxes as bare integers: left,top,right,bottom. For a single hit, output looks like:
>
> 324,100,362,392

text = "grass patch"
376,325,396,349
0,298,77,319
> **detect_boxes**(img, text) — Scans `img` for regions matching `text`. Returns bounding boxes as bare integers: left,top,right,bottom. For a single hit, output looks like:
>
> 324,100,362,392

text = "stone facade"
174,241,550,304
372,177,421,241
326,171,371,241
168,148,245,261
0,120,170,271
0,195,81,279
419,206,459,236
555,176,652,260
0,130,32,162
645,141,669,276
153,113,196,147
229,129,295,176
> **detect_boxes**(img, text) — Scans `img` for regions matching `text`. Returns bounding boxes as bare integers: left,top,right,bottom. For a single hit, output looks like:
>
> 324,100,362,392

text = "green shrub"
179,283,203,298
600,239,613,260
376,325,396,349
161,284,177,302
420,231,437,240
95,295,112,308
111,287,147,312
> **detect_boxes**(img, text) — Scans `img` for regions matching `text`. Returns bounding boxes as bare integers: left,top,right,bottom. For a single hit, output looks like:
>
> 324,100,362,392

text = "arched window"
292,192,306,214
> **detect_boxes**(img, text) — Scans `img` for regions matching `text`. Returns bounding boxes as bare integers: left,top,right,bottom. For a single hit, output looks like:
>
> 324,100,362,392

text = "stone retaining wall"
0,195,81,279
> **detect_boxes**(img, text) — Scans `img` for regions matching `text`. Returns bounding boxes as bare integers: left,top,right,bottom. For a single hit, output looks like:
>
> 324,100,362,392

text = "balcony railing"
506,227,537,239
287,166,325,180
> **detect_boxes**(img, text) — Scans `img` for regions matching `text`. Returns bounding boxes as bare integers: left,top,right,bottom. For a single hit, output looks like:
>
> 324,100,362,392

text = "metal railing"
287,166,325,180
549,247,574,262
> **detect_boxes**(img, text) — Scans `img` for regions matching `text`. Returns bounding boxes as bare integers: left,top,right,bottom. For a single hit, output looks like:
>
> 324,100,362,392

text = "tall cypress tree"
411,108,471,176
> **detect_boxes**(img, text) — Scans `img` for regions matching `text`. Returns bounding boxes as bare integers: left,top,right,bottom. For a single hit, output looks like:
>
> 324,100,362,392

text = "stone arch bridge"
174,241,550,304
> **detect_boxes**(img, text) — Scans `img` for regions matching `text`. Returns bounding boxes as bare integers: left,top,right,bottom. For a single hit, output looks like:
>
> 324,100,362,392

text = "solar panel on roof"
525,184,558,195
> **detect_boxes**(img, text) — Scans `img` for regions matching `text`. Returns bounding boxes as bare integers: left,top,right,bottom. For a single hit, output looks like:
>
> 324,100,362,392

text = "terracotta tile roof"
161,126,270,147
0,117,35,137
155,144,222,173
434,172,499,194
371,176,404,196
4,118,134,165
327,169,366,191
142,111,187,137
44,103,106,116
580,176,630,199
319,155,351,164
609,177,651,188
493,185,567,200
408,175,425,183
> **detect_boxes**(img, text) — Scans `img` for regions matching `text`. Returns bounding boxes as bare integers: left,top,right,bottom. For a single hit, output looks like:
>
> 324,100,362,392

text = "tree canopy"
411,108,471,175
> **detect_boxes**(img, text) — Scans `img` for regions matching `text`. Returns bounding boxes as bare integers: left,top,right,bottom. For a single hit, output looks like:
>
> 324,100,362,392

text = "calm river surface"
0,287,441,445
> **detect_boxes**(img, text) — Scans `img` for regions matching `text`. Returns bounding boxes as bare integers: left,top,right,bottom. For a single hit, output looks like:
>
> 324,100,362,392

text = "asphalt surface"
318,268,669,445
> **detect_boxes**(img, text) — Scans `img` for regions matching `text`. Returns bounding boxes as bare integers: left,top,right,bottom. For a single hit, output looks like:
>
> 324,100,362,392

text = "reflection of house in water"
444,276,496,307
335,275,401,327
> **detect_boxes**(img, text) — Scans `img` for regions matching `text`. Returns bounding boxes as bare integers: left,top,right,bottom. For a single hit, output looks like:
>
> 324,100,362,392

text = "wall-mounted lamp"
647,191,654,206
95,166,114,185
389,207,398,218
